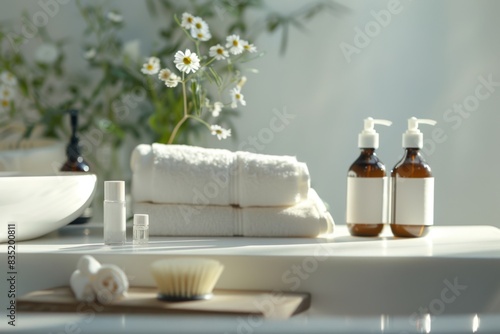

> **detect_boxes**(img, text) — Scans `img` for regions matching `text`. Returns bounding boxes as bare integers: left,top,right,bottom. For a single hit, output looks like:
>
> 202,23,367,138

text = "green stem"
187,114,211,129
167,114,188,145
195,41,201,60
167,74,188,144
202,57,216,68
181,73,187,116
181,46,211,84
167,72,214,144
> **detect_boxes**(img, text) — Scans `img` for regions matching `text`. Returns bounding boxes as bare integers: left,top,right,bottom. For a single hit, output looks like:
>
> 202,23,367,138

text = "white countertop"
16,223,500,258
3,224,500,333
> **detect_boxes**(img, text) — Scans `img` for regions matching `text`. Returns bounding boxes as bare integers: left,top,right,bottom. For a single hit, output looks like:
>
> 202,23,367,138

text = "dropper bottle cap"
403,117,437,148
358,117,392,149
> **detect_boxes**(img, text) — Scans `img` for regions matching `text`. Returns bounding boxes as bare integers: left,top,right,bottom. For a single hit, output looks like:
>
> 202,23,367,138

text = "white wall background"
2,0,500,228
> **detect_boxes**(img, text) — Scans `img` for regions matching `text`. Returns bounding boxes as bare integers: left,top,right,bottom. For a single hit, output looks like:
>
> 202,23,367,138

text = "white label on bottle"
346,177,388,224
393,177,434,226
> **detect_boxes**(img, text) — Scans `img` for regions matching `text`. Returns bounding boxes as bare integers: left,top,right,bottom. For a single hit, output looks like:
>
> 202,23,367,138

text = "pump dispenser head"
358,117,392,149
66,109,82,162
403,117,437,148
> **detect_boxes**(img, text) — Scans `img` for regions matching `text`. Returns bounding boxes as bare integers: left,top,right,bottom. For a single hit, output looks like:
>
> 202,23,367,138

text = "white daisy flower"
226,35,244,55
209,44,229,60
241,40,257,53
167,77,180,88
230,87,246,108
141,57,160,75
158,69,180,88
107,11,123,23
0,72,17,86
181,12,195,30
35,44,59,64
0,85,15,101
0,99,11,112
158,68,172,81
210,125,231,140
191,28,211,42
191,17,209,34
148,56,160,65
212,101,223,117
84,48,96,60
174,49,200,74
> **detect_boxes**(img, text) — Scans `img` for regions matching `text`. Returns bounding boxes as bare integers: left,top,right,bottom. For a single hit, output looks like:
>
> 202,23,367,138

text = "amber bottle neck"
359,148,376,155
403,148,422,156
400,148,428,165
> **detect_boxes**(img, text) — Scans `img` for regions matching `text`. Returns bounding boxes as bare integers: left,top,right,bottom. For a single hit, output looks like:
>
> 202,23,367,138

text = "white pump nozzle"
358,117,392,149
403,117,437,148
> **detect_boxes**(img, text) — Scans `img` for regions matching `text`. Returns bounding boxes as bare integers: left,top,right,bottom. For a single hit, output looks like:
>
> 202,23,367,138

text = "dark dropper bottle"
61,109,92,224
61,110,90,172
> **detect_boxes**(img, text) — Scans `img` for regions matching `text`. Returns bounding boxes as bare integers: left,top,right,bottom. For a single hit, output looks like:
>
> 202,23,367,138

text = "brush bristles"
151,258,224,300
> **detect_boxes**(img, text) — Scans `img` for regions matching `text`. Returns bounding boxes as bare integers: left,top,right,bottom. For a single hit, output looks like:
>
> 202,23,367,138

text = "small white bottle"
391,117,436,238
133,214,149,245
104,181,126,245
346,117,392,237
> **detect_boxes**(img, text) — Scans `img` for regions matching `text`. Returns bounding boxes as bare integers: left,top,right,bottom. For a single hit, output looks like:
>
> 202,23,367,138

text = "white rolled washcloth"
91,264,129,304
70,270,96,302
131,144,310,207
70,255,101,302
77,255,101,277
133,189,334,237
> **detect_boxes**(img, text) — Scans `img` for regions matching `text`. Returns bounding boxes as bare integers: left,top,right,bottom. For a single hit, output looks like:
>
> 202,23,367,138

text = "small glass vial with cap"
133,214,149,245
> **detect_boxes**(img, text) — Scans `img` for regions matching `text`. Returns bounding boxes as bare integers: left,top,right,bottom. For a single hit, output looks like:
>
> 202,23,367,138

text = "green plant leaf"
280,23,289,55
208,67,223,87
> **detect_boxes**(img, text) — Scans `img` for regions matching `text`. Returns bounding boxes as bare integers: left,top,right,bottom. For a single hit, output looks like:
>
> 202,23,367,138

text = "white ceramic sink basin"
0,173,97,242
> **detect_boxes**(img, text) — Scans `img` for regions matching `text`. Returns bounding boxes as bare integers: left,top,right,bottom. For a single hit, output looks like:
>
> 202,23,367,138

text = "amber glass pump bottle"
346,117,392,236
391,117,436,238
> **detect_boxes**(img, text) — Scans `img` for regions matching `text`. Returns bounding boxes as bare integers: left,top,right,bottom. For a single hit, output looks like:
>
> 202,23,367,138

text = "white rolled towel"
131,144,310,207
92,264,129,304
70,270,95,302
133,189,334,237
77,255,101,278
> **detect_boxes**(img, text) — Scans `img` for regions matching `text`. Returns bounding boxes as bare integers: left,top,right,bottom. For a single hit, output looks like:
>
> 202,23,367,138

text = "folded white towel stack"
131,144,310,207
131,144,334,238
134,189,333,237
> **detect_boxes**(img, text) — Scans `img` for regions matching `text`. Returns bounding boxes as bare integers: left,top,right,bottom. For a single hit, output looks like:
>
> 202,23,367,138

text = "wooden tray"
18,287,310,319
